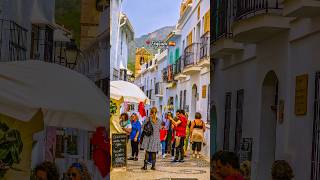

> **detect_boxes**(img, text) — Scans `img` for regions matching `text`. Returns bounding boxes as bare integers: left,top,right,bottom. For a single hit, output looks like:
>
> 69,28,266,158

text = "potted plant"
0,122,23,178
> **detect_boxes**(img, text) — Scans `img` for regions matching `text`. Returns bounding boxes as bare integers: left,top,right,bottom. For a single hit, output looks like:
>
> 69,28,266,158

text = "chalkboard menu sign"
239,138,253,163
112,133,127,168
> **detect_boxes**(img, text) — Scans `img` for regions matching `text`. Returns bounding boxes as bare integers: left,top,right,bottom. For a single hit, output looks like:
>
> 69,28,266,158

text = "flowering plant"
0,122,23,177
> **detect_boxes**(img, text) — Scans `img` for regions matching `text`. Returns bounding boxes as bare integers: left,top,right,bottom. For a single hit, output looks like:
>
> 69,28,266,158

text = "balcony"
199,32,210,67
283,0,320,18
182,43,202,75
212,0,244,58
174,56,187,80
0,19,28,61
232,0,291,43
162,65,174,83
155,82,163,97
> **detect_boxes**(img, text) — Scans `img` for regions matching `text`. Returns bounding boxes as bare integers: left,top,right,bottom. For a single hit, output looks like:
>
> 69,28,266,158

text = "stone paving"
110,150,210,180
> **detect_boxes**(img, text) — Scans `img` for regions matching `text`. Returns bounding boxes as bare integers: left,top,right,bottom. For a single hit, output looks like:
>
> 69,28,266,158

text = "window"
120,31,123,55
234,89,244,154
224,92,232,151
170,51,173,64
197,5,201,19
30,25,40,59
175,48,180,63
180,91,183,109
183,90,187,111
187,31,193,45
44,26,54,62
204,10,210,33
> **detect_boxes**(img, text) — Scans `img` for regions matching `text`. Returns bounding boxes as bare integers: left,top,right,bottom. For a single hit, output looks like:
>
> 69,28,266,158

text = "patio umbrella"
110,80,150,104
0,60,107,131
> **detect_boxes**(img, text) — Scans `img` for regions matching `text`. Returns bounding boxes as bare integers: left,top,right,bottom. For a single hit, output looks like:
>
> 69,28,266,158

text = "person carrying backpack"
141,107,161,170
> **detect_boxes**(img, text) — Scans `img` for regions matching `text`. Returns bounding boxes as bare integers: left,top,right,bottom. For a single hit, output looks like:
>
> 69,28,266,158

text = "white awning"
0,60,107,131
111,80,150,104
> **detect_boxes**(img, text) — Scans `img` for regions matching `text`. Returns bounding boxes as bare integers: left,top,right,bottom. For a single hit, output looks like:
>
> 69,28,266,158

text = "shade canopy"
110,80,149,104
0,60,107,131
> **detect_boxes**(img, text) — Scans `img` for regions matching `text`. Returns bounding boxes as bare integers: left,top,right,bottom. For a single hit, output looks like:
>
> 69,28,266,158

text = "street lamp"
65,39,81,69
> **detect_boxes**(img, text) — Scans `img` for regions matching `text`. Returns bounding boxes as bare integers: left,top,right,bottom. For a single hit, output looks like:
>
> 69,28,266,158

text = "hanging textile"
138,102,146,118
45,127,56,161
91,127,110,177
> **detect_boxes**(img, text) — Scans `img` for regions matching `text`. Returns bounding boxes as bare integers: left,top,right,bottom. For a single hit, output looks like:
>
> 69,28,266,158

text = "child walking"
160,122,168,159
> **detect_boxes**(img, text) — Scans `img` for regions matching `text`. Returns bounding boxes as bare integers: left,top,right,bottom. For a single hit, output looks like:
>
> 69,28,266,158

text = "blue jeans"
161,141,166,155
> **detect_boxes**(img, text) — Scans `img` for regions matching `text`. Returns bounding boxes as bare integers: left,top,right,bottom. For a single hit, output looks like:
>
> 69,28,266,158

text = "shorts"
192,142,202,152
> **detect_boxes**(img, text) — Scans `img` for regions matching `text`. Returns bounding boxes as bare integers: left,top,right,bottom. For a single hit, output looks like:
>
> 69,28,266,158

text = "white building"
211,0,320,179
134,0,211,158
0,0,55,62
109,0,134,81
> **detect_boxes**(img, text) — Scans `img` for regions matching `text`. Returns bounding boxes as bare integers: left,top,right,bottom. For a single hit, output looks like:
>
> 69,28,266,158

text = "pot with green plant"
0,122,23,177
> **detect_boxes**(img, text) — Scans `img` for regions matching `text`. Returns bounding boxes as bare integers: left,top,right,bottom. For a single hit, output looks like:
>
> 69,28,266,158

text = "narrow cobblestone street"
110,149,210,180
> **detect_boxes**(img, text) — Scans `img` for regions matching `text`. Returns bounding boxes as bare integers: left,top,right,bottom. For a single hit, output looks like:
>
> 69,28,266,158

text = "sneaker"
128,157,134,160
192,154,196,158
171,156,175,161
179,159,184,163
162,155,165,159
134,157,138,161
172,159,179,163
196,155,200,159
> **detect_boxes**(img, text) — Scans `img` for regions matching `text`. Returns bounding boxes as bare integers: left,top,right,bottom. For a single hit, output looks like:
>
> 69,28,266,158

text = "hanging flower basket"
110,100,117,117
0,122,23,178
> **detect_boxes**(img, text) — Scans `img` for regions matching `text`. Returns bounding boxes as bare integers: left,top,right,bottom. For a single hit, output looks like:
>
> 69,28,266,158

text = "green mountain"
128,26,175,74
55,0,81,46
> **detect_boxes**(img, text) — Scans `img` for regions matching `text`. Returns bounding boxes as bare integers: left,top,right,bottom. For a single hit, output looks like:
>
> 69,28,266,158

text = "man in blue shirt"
128,113,142,161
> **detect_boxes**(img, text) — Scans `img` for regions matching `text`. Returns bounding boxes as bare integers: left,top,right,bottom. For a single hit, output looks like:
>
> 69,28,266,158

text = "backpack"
143,117,153,137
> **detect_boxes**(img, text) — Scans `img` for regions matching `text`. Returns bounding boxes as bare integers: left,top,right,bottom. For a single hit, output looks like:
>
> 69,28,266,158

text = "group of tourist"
211,151,294,180
34,161,91,180
119,106,207,171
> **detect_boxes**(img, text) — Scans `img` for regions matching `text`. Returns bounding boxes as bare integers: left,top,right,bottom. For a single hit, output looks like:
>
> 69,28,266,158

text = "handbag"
143,117,153,137
191,121,204,143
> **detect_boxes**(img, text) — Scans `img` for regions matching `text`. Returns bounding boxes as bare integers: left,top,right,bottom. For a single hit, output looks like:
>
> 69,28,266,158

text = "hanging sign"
295,74,308,116
202,85,207,98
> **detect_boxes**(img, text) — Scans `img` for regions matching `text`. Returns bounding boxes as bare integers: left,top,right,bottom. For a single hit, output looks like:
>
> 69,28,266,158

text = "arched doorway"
258,71,279,180
191,84,198,120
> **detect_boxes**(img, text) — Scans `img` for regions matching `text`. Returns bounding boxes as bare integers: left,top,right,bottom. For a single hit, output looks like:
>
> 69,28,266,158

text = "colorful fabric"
91,127,110,177
138,102,146,118
45,127,56,162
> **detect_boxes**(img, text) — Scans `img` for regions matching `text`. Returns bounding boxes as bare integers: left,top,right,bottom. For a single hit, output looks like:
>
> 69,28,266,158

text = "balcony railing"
0,19,28,61
200,32,210,60
155,82,163,95
113,68,119,80
183,43,201,68
162,67,168,82
213,0,233,42
167,65,174,82
162,65,174,82
235,0,281,21
174,56,183,76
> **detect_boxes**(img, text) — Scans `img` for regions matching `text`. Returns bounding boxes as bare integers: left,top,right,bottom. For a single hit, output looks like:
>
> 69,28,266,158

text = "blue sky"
122,0,181,38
